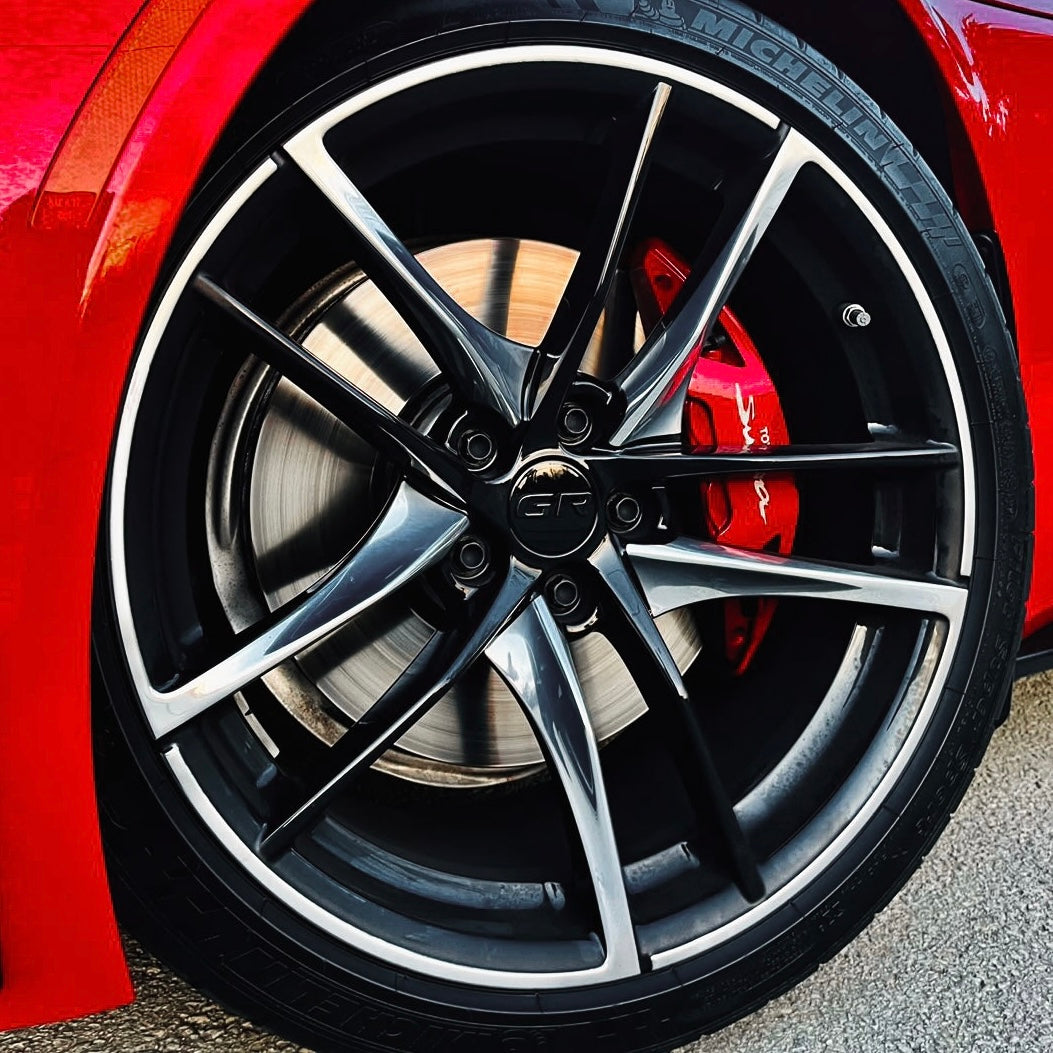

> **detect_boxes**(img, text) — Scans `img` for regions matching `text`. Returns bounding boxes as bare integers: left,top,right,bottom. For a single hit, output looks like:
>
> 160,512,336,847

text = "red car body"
0,0,1050,1030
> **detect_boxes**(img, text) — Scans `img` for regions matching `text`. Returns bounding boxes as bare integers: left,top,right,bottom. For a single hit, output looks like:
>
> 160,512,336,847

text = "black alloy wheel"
93,2,1032,1051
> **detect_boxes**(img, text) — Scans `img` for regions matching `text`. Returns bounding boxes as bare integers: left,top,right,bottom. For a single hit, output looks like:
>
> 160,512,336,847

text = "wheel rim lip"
106,44,976,989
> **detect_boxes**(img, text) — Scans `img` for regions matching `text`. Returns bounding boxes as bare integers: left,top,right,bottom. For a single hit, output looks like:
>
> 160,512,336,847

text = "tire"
92,2,1033,1051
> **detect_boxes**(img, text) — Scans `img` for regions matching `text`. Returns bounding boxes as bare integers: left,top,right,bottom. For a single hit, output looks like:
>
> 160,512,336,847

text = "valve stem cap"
841,303,872,329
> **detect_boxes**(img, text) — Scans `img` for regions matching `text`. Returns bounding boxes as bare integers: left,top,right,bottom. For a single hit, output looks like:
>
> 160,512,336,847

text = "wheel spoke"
479,238,521,336
282,130,531,423
525,84,671,442
486,597,641,979
194,276,469,508
143,484,467,739
590,269,641,379
589,540,765,901
258,562,538,858
612,127,818,445
587,439,960,487
627,537,969,619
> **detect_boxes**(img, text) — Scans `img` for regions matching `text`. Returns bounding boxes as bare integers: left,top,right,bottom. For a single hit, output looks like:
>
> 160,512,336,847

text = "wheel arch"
194,0,1010,327
205,0,989,224
751,1,965,204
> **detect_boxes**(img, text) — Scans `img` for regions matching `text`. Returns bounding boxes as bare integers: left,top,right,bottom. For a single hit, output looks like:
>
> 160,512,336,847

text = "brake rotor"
631,237,800,674
207,238,702,786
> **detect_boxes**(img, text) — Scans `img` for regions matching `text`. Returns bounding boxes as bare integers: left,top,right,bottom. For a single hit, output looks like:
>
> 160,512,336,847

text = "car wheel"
93,2,1032,1050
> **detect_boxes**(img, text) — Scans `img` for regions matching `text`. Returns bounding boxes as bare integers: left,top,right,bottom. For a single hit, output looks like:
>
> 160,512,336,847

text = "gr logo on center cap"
515,491,593,519
509,461,598,559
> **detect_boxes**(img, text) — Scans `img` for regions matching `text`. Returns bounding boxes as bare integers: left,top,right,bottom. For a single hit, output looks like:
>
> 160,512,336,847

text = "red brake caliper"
631,238,800,675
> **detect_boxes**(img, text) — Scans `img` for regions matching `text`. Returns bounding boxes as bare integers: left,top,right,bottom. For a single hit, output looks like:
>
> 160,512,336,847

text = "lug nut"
452,536,489,581
546,575,581,615
608,493,643,533
458,428,496,468
841,303,872,329
559,404,592,444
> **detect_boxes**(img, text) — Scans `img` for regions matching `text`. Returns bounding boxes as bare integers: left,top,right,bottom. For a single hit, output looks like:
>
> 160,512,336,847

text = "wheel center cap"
508,460,598,559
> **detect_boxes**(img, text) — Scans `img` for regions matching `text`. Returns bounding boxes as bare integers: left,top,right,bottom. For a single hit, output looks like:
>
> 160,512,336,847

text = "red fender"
0,0,311,1028
900,0,1053,635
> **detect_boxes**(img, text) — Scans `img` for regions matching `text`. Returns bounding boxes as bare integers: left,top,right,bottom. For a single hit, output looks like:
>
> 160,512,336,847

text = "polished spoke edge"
590,540,765,901
194,275,470,507
527,83,671,437
588,439,960,485
281,131,532,423
257,562,539,857
486,597,641,978
143,484,466,739
627,537,969,620
612,127,817,446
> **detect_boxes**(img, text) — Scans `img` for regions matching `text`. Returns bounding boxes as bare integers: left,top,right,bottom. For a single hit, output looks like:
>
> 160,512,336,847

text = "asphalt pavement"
3,673,1051,1053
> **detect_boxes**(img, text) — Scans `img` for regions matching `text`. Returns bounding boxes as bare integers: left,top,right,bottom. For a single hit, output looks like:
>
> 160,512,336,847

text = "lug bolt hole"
559,404,592,445
458,429,497,469
545,574,584,619
608,493,643,533
452,536,490,582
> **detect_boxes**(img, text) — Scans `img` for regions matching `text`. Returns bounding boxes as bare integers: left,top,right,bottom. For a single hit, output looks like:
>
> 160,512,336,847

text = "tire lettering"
773,51,807,82
749,38,779,64
690,10,738,42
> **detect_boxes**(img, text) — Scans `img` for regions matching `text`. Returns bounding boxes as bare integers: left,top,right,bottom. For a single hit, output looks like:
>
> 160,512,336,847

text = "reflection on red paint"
0,0,312,1030
902,0,1053,634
